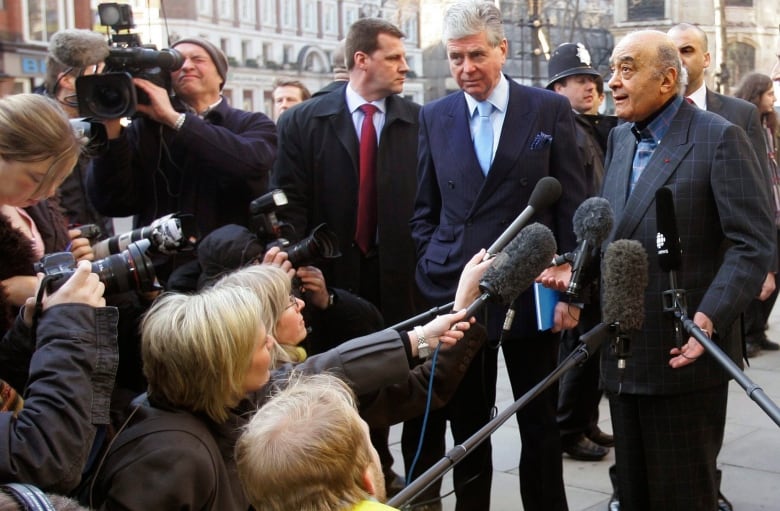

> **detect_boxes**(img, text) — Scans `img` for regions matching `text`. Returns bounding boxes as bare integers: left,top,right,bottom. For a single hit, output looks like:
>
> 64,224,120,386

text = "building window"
27,0,63,42
323,3,337,34
303,0,316,32
725,0,752,5
345,6,358,28
198,0,212,15
243,90,254,112
219,0,234,20
626,0,664,21
726,42,756,90
403,17,418,45
240,0,257,22
283,0,296,28
261,0,276,28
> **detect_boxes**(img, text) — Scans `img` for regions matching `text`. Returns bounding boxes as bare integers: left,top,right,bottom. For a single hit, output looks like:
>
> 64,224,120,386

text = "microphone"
602,239,648,385
484,176,562,259
655,187,687,347
562,197,614,298
655,187,682,272
465,223,557,318
47,29,110,72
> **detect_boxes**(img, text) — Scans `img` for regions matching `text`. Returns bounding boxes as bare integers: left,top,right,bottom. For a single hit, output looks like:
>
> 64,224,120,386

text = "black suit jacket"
271,82,422,325
601,99,774,395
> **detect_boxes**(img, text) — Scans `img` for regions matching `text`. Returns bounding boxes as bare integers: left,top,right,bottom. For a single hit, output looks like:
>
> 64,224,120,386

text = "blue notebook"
534,282,560,331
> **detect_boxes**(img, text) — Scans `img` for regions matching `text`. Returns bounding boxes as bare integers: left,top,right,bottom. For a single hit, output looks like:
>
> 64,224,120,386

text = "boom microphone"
47,30,110,92
485,177,562,259
465,223,557,317
563,197,614,298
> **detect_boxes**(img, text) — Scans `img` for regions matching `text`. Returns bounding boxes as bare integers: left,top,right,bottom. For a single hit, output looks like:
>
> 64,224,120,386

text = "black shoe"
760,338,780,351
588,427,615,448
562,434,609,461
746,341,761,358
384,470,405,498
717,491,733,511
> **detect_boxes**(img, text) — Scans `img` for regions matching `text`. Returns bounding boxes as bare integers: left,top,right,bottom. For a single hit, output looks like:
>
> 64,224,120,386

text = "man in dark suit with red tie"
271,17,422,495
407,2,586,510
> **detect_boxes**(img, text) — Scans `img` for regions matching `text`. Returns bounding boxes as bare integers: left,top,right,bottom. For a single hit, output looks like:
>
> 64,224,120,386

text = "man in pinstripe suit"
601,30,774,511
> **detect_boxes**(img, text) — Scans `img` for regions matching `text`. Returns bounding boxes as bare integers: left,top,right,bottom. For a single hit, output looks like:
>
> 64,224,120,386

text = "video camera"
35,239,157,295
249,189,342,267
76,2,183,119
92,213,197,259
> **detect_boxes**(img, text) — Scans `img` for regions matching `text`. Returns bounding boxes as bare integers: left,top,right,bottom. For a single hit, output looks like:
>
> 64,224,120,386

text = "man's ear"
362,466,376,496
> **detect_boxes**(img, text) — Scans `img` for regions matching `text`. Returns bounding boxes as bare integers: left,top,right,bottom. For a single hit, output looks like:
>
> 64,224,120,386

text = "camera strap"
30,275,57,342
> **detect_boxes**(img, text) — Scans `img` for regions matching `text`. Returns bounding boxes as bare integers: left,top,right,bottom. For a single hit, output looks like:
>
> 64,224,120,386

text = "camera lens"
91,240,157,294
286,223,341,267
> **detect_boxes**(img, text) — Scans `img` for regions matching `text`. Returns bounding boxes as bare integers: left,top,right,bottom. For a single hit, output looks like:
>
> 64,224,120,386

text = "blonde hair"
141,286,264,423
235,373,373,510
214,265,305,364
0,94,83,197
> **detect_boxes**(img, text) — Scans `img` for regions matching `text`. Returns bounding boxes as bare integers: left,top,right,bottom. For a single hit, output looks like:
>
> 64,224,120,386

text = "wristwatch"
414,325,430,359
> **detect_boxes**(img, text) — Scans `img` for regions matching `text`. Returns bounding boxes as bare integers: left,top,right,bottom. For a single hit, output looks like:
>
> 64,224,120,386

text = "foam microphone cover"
481,222,557,304
573,197,614,245
48,29,110,68
529,176,563,210
602,239,648,331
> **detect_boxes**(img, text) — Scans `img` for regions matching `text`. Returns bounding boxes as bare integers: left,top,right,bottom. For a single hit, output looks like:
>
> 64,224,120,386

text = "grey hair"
442,1,505,47
653,35,685,94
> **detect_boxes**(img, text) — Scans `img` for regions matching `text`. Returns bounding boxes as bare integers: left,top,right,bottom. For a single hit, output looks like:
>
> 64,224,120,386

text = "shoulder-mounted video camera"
249,189,342,267
76,2,183,119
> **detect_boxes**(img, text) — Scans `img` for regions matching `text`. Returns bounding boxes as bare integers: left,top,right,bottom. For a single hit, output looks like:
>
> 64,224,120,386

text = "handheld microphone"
465,223,557,318
564,197,614,298
602,239,648,387
655,187,687,347
484,177,562,259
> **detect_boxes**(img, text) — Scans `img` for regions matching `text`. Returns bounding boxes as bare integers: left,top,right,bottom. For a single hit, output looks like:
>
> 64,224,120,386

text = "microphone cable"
405,342,442,487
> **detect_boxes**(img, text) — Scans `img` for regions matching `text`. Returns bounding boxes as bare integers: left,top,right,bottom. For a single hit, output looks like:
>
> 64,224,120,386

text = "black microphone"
465,223,557,318
655,187,682,272
563,197,614,298
484,177,562,259
602,239,648,387
655,187,687,348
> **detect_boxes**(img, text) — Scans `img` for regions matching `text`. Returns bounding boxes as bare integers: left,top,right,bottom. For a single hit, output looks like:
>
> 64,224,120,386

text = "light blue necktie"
474,101,494,175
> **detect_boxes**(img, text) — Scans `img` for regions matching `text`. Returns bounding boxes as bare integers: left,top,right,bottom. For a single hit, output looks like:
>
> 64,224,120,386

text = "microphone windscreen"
48,29,110,68
573,197,614,245
481,222,557,303
528,176,562,211
602,239,648,331
655,187,682,272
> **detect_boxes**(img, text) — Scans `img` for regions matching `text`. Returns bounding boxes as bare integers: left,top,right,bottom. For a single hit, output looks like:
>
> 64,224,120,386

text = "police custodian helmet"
546,42,601,90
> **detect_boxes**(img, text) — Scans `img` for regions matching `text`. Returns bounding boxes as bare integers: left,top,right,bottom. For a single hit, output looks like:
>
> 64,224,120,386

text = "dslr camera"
76,2,183,119
35,239,157,295
249,189,341,267
92,213,197,259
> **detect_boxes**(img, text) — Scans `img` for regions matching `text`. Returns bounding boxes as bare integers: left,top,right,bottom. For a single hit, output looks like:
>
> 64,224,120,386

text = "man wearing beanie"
87,36,277,290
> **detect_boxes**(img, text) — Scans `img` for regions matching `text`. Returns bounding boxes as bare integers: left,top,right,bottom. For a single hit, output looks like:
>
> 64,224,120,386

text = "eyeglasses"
285,294,300,311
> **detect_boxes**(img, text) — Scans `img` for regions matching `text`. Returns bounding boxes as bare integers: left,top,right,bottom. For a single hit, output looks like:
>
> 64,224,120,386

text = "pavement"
389,309,780,510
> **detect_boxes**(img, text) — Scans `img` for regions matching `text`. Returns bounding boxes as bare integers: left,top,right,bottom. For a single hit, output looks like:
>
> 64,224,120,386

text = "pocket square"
530,132,553,150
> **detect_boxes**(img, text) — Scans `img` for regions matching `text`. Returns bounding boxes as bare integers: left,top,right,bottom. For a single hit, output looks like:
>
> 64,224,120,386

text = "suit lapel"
442,94,490,198
319,90,359,174
613,104,695,239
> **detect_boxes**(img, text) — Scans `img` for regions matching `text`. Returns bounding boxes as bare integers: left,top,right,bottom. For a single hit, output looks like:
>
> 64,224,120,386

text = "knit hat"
172,37,229,90
546,42,600,90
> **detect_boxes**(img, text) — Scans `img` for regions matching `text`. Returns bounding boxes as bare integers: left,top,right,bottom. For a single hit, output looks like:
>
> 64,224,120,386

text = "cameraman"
0,261,119,493
87,37,277,289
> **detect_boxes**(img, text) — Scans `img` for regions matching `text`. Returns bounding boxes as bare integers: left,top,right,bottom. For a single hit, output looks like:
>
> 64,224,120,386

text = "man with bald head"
600,30,774,510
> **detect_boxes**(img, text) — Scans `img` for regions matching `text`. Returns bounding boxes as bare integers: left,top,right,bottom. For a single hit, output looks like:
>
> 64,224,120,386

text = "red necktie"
356,104,378,254
685,96,695,106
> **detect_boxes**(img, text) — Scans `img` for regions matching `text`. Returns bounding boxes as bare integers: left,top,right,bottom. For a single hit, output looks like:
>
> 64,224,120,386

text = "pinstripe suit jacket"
411,77,587,337
600,99,774,395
